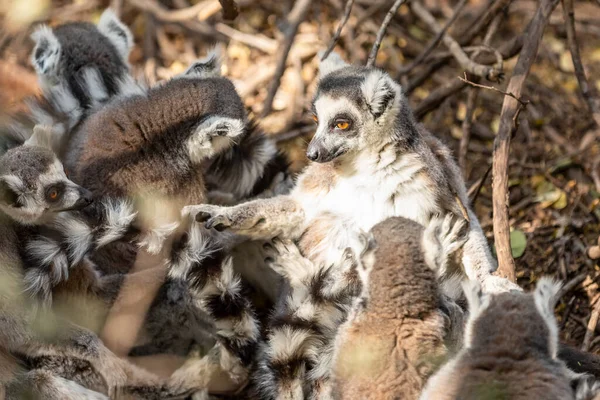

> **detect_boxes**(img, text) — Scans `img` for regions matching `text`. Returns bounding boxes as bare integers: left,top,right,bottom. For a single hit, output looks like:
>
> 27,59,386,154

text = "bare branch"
366,0,406,67
583,298,600,352
411,1,503,81
458,74,528,107
321,0,356,61
218,0,239,20
398,0,468,76
261,0,313,117
562,0,600,149
460,82,479,173
492,0,560,283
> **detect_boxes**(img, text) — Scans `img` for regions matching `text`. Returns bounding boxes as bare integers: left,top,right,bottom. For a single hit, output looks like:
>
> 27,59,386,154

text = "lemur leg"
182,195,305,240
167,228,260,393
253,238,369,400
11,369,109,400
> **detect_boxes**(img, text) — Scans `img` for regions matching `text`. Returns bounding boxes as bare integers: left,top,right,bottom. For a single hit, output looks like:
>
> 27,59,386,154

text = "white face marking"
80,67,109,107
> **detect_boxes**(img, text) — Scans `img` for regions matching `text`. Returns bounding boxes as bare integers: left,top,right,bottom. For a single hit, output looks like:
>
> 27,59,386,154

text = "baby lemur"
420,278,579,400
185,51,516,294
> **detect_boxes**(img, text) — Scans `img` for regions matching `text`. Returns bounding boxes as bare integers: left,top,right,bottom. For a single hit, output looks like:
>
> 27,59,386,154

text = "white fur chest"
296,151,439,232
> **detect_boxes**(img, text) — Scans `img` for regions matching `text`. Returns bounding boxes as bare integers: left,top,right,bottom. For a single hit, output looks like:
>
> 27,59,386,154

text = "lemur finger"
205,215,232,230
271,237,297,255
196,211,212,223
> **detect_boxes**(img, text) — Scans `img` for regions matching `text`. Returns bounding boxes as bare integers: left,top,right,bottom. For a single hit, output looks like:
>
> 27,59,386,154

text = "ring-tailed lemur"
334,216,466,400
184,51,518,295
30,8,139,129
0,127,193,399
420,278,577,400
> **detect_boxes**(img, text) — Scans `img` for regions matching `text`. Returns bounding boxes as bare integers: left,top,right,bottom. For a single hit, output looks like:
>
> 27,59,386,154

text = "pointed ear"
183,48,222,78
24,125,63,152
98,8,133,62
0,179,20,208
317,51,348,78
533,277,561,358
361,70,402,119
533,277,561,322
30,25,61,76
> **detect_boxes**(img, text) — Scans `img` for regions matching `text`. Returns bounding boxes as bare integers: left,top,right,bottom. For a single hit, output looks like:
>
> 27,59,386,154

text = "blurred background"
1,0,600,354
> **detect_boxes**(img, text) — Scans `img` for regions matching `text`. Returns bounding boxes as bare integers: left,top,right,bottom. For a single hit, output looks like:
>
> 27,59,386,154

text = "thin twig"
218,0,239,20
583,299,600,351
562,0,600,150
261,0,313,117
414,79,467,119
411,1,503,81
459,0,513,45
491,0,560,283
321,0,355,61
460,82,479,174
366,0,406,67
458,73,528,106
398,0,468,75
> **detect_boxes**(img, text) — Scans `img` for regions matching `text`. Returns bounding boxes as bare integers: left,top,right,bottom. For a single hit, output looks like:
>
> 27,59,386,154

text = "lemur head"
30,8,134,119
308,52,413,164
0,126,93,225
463,277,562,358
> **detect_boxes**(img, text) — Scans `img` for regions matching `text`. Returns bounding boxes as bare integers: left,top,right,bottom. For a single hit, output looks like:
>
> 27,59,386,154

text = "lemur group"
0,8,599,400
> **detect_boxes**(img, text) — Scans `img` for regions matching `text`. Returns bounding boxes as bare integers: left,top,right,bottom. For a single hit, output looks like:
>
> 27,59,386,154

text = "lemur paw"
439,213,469,255
481,275,522,294
183,204,266,234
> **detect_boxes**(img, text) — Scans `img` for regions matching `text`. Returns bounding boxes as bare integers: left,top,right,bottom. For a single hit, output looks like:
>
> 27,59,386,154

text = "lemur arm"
183,195,306,241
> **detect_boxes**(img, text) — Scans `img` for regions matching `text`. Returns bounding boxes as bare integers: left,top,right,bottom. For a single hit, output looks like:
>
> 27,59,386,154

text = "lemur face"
0,145,92,225
309,53,404,164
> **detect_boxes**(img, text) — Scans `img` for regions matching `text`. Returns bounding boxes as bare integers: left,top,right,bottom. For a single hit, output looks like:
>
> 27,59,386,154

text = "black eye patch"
45,182,66,203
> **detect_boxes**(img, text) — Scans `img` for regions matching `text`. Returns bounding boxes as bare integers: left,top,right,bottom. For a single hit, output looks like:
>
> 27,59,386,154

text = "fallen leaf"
510,229,527,258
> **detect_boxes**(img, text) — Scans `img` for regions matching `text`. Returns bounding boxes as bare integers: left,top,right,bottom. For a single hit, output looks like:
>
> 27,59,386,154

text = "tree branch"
492,0,560,283
218,0,239,20
261,0,313,117
411,1,503,81
366,0,406,67
562,0,600,149
321,0,355,61
398,0,468,76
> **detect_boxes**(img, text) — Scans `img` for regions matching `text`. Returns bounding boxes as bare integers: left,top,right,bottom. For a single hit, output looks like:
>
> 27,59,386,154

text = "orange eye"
312,115,318,123
336,121,350,130
49,190,58,200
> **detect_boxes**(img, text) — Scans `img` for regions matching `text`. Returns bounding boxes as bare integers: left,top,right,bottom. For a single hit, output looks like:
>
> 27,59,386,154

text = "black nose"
79,187,94,205
306,147,319,161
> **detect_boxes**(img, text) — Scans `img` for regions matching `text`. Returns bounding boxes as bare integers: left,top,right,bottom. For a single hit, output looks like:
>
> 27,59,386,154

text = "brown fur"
334,217,448,400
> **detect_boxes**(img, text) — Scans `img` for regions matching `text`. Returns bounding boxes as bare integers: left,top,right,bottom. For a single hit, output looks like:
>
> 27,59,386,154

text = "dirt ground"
2,0,600,352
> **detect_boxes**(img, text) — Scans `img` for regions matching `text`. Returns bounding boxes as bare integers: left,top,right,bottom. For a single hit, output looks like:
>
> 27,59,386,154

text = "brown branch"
458,74,528,106
583,299,600,352
459,0,513,45
261,0,313,117
492,0,560,283
460,82,479,174
218,0,239,20
414,79,467,119
321,0,356,61
128,0,222,39
366,0,406,67
562,0,600,150
398,0,468,76
411,1,503,81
